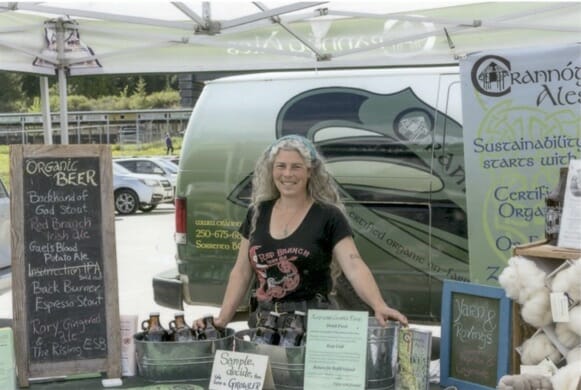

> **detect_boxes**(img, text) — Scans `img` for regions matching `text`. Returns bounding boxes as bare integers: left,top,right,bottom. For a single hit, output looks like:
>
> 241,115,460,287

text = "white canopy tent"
0,1,580,143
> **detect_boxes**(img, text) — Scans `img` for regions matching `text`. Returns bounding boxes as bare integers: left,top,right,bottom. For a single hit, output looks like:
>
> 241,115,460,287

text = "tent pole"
39,76,53,145
56,18,69,144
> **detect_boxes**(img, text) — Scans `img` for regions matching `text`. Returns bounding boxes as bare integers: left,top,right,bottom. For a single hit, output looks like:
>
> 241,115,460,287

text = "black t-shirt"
239,200,352,302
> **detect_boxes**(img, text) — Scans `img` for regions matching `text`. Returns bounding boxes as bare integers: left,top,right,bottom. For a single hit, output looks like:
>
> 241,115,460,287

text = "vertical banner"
460,43,581,284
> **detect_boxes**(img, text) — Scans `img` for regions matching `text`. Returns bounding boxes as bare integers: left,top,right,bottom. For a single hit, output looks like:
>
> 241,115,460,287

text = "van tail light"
175,197,186,244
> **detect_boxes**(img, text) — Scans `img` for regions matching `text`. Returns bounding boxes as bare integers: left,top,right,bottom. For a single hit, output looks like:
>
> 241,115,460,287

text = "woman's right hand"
193,317,205,330
193,315,228,331
374,304,408,327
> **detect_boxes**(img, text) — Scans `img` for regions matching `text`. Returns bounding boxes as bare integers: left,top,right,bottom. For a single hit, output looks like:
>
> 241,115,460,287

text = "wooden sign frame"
440,280,512,390
10,145,120,387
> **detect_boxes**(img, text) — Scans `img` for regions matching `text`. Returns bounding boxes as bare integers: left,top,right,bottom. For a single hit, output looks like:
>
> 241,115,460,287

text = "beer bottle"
141,312,168,342
253,311,280,345
168,312,193,342
279,310,306,347
197,315,222,340
545,168,567,245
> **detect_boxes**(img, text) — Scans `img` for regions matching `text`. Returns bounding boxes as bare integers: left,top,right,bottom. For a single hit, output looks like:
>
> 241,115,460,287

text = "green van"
153,67,468,323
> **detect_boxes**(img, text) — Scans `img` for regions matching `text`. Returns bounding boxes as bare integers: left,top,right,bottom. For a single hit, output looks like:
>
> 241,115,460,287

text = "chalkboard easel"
440,280,512,390
10,145,121,387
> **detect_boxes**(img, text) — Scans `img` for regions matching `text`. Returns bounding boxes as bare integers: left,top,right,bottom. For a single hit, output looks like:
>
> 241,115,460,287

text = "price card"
520,357,558,377
550,292,570,322
303,310,368,390
120,314,138,376
209,349,274,390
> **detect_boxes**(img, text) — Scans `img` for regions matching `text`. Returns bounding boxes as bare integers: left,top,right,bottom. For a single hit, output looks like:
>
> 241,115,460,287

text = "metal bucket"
366,318,398,390
134,328,235,384
234,329,305,390
234,318,398,390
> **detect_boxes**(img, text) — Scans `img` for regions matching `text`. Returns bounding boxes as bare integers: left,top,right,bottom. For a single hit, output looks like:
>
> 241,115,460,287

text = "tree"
0,72,26,112
1,72,182,112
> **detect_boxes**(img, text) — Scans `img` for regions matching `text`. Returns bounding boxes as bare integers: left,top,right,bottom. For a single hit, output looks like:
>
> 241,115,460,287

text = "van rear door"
425,74,469,317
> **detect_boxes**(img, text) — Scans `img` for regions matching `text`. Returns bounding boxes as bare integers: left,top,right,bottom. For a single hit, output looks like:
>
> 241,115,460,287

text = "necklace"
276,199,310,238
280,207,298,238
282,217,294,237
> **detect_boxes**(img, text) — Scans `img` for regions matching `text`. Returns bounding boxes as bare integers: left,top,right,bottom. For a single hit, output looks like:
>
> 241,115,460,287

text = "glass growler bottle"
545,168,567,245
141,312,169,342
279,310,306,347
197,315,222,340
253,311,280,345
168,312,193,342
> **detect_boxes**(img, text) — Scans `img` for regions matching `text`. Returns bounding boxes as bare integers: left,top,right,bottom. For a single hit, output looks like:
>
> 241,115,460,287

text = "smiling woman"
192,134,408,334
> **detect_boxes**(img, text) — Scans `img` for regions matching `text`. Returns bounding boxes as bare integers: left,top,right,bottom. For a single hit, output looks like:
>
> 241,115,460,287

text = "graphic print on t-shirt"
249,244,310,301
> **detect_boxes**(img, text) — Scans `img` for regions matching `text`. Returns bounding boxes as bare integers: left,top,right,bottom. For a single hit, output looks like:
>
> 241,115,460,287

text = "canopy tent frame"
0,1,579,144
2,1,579,74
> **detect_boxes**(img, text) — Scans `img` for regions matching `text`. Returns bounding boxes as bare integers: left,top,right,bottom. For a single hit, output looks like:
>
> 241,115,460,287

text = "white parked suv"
114,157,177,199
113,162,173,214
0,178,10,291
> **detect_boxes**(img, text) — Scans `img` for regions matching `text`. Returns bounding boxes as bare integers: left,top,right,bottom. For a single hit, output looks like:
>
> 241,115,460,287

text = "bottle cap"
149,311,160,316
174,311,185,317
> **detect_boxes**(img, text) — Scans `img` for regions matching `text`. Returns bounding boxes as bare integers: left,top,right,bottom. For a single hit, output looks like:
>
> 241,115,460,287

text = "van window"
432,78,467,238
328,160,443,195
135,161,164,175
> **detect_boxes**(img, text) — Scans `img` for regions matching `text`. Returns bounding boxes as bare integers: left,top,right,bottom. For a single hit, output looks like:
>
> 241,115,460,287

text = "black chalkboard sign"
440,280,512,390
10,145,120,387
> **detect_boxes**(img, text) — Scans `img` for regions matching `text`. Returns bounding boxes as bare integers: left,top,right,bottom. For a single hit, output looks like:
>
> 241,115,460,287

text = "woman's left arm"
334,236,408,327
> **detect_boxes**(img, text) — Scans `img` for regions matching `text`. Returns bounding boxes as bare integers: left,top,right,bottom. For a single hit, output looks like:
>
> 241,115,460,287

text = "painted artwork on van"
227,86,469,318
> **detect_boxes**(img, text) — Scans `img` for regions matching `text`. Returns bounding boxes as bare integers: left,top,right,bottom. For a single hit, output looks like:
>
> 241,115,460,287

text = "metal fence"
0,108,192,145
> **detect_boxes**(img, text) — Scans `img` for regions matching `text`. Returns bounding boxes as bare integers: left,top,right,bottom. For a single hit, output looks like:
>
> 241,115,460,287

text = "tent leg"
56,18,69,145
40,76,53,145
57,67,69,144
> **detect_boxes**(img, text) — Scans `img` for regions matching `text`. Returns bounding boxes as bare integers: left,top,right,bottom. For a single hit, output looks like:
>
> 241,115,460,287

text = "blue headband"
269,135,317,161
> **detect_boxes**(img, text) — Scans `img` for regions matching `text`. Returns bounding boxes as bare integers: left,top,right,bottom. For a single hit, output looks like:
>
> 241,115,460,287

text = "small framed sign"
440,280,512,390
